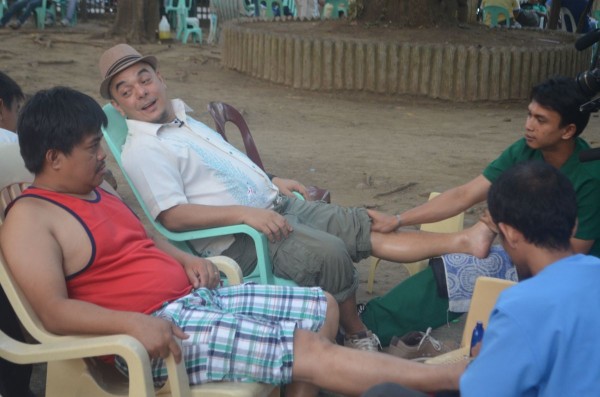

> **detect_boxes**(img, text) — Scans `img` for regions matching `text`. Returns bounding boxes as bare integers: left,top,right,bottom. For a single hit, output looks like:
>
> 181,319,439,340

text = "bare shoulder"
1,196,66,257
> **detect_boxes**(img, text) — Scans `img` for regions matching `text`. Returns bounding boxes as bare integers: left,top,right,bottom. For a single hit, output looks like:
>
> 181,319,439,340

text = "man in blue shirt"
460,160,600,396
363,160,600,396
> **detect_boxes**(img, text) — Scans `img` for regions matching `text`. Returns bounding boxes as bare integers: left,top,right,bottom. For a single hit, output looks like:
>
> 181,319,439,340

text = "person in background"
0,0,43,30
480,0,521,26
0,71,33,397
0,71,24,143
60,0,77,26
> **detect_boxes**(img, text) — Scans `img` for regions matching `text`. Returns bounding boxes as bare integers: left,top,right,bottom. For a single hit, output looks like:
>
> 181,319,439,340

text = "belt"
273,194,285,207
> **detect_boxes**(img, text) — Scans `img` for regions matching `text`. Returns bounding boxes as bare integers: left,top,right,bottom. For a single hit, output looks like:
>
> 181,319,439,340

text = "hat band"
105,54,143,78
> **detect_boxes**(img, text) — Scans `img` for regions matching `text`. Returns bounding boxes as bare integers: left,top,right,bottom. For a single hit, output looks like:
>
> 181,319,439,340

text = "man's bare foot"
367,209,401,233
462,221,497,258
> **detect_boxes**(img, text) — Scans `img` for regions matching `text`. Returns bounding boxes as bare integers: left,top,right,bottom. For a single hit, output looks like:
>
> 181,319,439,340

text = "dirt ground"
3,16,600,396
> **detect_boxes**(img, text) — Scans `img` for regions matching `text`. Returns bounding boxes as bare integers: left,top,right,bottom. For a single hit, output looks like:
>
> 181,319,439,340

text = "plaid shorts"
115,284,327,386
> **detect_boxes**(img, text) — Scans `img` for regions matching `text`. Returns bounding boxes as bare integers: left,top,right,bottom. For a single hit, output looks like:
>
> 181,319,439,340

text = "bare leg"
291,329,466,396
285,292,339,397
339,294,367,335
371,221,496,262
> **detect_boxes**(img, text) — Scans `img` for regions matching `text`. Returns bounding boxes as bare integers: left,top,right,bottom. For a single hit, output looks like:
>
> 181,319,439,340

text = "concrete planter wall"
221,20,590,101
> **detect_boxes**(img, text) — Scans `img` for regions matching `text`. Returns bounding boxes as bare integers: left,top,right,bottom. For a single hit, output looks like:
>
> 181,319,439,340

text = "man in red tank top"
0,87,465,395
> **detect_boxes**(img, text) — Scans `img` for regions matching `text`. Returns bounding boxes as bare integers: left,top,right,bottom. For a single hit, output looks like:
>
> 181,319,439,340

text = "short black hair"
530,76,591,137
0,71,25,109
488,161,577,251
18,87,107,174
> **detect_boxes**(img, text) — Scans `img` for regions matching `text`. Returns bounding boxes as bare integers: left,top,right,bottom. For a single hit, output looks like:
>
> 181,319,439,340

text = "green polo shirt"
483,137,600,258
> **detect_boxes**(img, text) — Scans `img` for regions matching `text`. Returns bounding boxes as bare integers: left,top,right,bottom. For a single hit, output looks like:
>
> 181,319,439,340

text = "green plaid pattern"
116,284,326,386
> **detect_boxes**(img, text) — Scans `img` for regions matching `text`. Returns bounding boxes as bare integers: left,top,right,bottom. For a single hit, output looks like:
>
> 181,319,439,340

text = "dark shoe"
9,21,21,30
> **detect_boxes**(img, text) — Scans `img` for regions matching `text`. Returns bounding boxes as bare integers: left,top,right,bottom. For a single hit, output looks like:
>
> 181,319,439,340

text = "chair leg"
207,12,217,44
366,257,381,294
403,260,428,277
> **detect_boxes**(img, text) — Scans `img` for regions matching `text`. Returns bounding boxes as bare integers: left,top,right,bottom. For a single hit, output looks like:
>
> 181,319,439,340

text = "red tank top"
16,187,192,314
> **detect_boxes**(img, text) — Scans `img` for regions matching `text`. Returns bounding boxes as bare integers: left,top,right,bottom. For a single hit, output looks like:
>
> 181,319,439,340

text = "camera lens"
576,69,600,97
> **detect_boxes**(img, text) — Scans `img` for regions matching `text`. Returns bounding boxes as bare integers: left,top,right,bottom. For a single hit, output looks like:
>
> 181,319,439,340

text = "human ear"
110,99,127,118
498,223,521,248
561,123,576,140
45,149,62,170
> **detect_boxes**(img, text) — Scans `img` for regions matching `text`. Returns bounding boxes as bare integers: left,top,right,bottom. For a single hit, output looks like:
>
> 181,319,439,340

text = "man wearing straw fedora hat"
98,43,497,352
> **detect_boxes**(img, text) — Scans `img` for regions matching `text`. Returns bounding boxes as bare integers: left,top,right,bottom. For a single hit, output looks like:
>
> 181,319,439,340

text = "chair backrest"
559,7,577,32
424,276,516,365
483,5,510,27
458,276,515,348
0,143,33,188
419,192,464,234
101,104,196,253
207,101,331,203
0,182,29,224
207,101,266,170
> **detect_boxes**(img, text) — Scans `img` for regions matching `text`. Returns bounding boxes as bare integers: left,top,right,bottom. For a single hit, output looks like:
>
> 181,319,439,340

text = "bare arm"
158,203,293,243
398,175,492,227
0,201,187,362
272,177,308,199
152,237,221,289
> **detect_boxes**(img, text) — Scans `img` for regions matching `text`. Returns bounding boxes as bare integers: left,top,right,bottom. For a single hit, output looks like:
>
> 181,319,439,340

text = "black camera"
576,69,600,113
574,30,600,162
576,68,600,98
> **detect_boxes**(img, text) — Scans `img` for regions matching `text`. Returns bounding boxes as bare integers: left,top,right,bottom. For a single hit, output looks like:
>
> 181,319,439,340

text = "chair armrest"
158,223,274,285
208,255,244,285
0,331,156,395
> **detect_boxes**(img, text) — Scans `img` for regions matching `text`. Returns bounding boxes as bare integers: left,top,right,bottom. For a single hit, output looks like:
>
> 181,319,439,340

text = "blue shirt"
461,254,600,396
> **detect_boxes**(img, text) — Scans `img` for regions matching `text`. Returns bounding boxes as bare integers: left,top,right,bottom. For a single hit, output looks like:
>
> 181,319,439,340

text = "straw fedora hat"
99,44,158,99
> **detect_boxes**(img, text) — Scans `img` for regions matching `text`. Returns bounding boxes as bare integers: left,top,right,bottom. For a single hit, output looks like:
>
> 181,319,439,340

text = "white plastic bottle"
159,15,171,40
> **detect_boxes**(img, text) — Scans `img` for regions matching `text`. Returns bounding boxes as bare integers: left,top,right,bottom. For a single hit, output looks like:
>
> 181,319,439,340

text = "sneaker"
60,18,70,27
356,302,367,316
9,21,21,30
344,330,382,352
385,327,456,362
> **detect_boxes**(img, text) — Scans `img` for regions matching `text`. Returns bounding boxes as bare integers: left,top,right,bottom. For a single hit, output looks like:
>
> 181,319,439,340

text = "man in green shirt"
397,76,600,257
362,76,600,346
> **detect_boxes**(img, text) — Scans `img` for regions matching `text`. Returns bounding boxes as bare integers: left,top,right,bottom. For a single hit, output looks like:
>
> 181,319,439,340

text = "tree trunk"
356,0,468,26
110,0,160,43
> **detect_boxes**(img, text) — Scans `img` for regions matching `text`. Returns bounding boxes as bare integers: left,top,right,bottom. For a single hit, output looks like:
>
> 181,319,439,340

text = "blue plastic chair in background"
482,5,511,27
35,0,56,29
322,0,348,19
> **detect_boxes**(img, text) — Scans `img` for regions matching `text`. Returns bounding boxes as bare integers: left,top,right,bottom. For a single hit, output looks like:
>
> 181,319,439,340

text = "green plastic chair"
321,0,348,19
35,0,56,29
101,104,297,287
260,0,283,18
482,5,511,27
0,0,7,20
164,0,180,27
283,0,295,16
58,0,77,26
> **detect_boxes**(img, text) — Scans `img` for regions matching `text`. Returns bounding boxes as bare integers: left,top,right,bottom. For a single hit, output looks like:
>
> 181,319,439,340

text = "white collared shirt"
0,128,18,144
122,99,279,255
